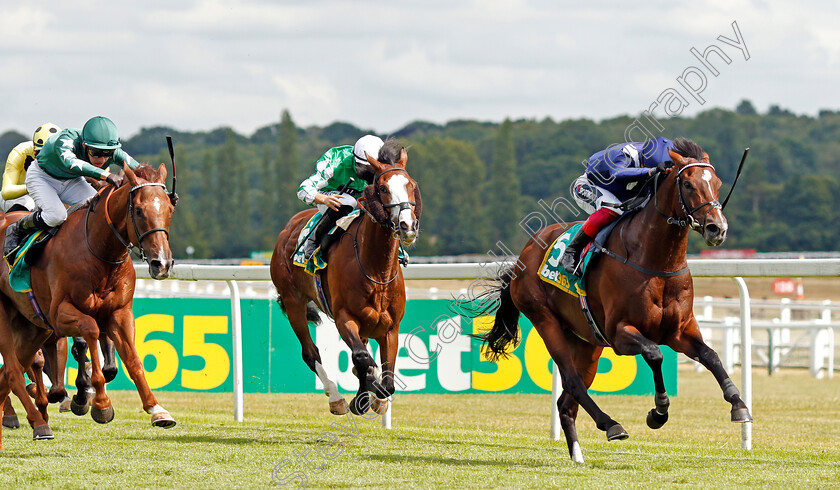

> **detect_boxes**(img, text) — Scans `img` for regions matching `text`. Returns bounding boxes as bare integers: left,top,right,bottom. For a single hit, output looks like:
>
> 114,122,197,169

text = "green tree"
485,119,523,248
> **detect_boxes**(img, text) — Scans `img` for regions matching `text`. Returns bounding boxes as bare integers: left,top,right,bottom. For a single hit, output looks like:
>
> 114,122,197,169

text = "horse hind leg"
2,396,19,430
100,336,118,383
26,349,50,425
288,298,347,415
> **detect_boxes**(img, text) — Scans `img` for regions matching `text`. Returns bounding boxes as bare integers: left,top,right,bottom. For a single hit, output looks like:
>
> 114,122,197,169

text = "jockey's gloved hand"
169,192,179,206
105,173,123,187
656,160,672,174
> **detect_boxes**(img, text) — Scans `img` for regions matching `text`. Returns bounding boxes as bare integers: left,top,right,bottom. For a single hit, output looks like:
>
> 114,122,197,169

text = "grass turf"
0,366,838,488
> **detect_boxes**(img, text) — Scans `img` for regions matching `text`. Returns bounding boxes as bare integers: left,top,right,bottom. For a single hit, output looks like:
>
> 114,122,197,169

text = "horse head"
364,144,421,247
665,139,727,246
122,163,175,278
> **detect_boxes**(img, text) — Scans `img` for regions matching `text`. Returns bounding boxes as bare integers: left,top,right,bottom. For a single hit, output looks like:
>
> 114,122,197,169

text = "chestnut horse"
270,140,420,415
474,139,752,463
0,163,176,449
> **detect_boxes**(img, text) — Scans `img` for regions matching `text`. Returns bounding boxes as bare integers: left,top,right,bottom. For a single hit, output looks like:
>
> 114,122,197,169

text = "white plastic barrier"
135,259,840,450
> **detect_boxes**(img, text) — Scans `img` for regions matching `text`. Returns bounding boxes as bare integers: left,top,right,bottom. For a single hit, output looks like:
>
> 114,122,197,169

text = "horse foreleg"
613,326,671,429
335,313,376,416
99,336,117,383
41,336,70,410
669,323,752,423
557,336,603,463
106,309,175,428
69,336,93,415
371,327,400,415
56,303,113,424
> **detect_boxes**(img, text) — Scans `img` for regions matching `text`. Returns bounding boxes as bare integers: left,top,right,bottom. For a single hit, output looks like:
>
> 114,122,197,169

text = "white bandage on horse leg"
145,404,167,415
315,362,343,403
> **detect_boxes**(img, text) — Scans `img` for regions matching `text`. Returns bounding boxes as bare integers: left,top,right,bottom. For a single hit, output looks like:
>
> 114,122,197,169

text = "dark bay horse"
0,163,177,449
270,140,420,415
474,139,751,463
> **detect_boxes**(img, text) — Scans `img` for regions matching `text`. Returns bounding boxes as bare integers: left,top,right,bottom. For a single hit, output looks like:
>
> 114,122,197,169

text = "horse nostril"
706,224,719,236
400,222,409,231
150,259,163,270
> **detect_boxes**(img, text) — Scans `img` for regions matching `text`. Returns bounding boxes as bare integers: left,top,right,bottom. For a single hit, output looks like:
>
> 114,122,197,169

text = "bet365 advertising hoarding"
63,298,678,396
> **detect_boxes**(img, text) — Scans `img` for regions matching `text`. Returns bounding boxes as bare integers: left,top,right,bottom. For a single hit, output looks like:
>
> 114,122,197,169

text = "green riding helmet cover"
82,116,121,149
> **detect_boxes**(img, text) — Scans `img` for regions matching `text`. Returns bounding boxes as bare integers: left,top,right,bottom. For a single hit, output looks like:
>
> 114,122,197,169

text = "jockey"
297,135,384,260
1,123,61,213
561,136,675,275
3,116,140,257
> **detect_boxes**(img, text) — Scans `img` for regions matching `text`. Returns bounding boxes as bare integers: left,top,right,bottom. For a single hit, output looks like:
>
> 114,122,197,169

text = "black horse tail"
467,266,522,361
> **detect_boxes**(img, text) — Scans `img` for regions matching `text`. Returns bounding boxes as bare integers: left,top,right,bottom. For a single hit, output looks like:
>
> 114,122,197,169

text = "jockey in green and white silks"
4,116,140,257
297,135,384,260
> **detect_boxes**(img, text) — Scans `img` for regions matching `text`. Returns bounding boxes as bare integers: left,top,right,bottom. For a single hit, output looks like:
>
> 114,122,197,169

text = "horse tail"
274,296,322,326
305,302,322,326
468,266,522,361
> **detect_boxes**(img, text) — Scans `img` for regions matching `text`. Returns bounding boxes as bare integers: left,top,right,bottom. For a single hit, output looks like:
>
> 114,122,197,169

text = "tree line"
1,101,838,259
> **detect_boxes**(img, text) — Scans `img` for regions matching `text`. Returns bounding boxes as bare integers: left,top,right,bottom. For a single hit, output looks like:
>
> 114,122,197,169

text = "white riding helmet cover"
353,135,385,167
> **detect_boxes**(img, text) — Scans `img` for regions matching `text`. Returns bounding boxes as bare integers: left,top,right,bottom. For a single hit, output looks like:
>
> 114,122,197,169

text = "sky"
1,0,837,139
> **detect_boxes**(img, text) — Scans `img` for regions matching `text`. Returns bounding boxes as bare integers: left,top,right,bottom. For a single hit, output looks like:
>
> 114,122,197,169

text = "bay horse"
270,139,420,415
473,139,752,463
0,163,177,449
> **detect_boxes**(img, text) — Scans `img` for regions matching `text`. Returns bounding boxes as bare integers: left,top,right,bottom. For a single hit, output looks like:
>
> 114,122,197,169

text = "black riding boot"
302,207,347,261
560,226,594,276
4,210,48,257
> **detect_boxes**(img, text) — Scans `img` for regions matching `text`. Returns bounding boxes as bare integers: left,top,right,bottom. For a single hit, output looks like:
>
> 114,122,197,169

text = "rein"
85,182,170,264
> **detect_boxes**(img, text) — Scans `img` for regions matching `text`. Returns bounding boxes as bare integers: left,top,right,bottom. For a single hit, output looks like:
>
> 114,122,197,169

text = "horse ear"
412,182,422,220
397,147,407,168
363,185,390,224
365,152,389,175
157,163,168,181
123,163,138,185
701,152,710,163
667,150,687,166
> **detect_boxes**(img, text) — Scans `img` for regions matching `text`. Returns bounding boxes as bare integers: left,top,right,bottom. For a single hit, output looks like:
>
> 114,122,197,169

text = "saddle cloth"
292,210,363,275
6,230,49,292
538,223,596,297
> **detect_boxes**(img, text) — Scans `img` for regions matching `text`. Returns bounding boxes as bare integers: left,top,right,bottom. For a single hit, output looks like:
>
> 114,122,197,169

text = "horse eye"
683,181,692,190
379,185,388,193
135,207,144,218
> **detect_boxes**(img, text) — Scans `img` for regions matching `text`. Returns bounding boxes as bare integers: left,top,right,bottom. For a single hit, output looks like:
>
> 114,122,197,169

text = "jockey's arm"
2,145,29,200
296,147,345,206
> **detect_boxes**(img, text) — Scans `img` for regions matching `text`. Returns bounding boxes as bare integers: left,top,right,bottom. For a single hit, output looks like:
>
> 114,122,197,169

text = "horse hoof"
606,423,629,441
91,405,115,424
731,407,753,423
349,394,371,415
2,415,20,430
59,397,72,413
151,410,176,428
646,409,669,429
70,397,90,416
32,424,54,440
371,397,389,415
329,399,349,415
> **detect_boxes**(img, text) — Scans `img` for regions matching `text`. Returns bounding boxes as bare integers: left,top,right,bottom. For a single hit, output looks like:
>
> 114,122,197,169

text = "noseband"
86,182,170,264
655,162,722,231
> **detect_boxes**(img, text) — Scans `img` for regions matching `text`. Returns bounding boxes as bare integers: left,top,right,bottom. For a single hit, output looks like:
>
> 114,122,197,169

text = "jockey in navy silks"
561,136,675,275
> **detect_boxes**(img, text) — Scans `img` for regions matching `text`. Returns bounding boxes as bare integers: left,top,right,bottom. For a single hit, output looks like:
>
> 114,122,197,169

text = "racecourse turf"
0,366,837,488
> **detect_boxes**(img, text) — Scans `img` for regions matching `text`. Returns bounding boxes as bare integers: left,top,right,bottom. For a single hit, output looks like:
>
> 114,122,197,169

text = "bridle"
353,166,417,285
85,182,170,264
654,162,722,231
373,166,417,234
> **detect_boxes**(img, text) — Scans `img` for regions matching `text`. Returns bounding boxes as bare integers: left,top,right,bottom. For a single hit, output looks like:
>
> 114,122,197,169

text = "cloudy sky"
1,1,836,138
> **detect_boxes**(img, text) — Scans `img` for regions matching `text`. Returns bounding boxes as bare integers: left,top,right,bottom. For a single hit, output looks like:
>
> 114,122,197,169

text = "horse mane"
130,163,159,181
671,138,706,161
378,138,403,165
